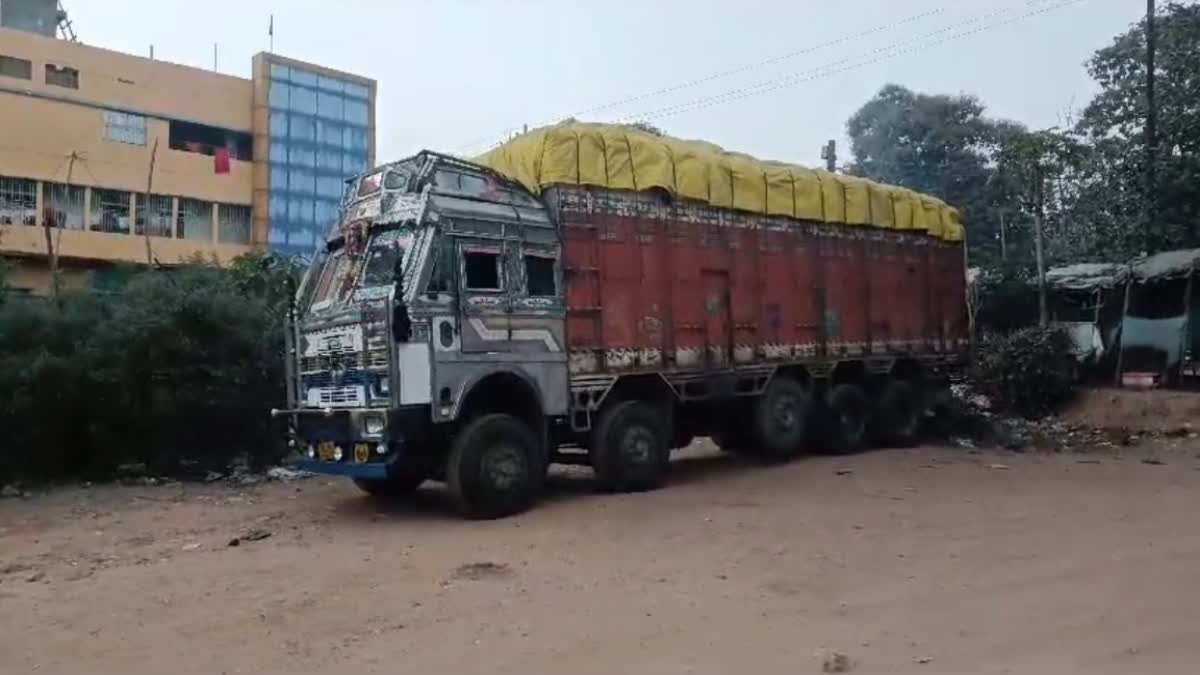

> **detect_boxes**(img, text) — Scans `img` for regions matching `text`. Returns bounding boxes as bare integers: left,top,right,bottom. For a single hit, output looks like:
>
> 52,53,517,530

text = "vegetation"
0,253,300,485
970,326,1077,419
847,3,1200,269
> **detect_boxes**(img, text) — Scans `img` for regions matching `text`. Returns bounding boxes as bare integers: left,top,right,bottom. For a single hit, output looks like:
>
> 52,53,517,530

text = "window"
525,255,557,296
135,194,173,238
42,182,84,230
0,55,32,80
104,111,147,146
0,177,37,225
219,204,252,244
90,189,131,234
168,120,252,160
45,64,79,89
426,243,452,294
464,250,502,291
177,198,212,241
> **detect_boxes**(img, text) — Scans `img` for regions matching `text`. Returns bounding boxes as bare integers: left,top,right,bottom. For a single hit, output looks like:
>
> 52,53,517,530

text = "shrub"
970,325,1076,419
0,253,300,485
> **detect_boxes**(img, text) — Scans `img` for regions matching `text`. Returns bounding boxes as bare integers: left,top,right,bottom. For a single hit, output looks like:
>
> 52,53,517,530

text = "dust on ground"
2,437,1199,674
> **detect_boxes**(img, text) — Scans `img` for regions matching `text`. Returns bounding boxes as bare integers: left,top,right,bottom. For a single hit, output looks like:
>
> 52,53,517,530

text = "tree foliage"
847,4,1200,271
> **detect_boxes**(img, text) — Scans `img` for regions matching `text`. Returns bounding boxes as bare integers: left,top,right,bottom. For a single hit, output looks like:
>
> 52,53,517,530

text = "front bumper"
278,404,433,481
291,456,393,480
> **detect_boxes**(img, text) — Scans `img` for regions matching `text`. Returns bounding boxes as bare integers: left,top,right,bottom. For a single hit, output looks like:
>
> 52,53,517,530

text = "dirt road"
2,442,1198,674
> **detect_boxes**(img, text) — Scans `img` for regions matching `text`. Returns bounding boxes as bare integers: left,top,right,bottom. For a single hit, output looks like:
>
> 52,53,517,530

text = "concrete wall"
0,26,253,130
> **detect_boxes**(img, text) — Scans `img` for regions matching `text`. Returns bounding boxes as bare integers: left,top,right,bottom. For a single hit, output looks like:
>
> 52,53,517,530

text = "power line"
453,6,954,154
619,0,1093,125
455,0,1076,155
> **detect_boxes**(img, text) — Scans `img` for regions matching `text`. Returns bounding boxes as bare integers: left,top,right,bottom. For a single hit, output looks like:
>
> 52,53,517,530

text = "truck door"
703,269,732,367
458,241,512,353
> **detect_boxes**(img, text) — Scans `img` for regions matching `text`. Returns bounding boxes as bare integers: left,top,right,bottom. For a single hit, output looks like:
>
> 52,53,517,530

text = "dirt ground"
2,439,1199,675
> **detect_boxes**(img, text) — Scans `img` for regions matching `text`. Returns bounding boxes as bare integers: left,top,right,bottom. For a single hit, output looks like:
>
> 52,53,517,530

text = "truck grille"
306,385,366,407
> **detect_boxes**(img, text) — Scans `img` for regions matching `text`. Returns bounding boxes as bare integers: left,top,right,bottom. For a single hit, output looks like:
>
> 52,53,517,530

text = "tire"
445,414,544,519
750,377,813,459
590,400,670,493
875,379,923,447
353,471,426,497
821,383,871,455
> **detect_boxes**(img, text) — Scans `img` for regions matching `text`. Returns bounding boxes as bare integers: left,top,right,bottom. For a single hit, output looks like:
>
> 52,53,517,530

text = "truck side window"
464,250,502,291
524,255,557,297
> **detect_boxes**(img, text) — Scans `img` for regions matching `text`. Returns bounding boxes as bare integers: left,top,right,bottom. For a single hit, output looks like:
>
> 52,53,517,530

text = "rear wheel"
751,377,813,459
590,400,670,492
821,383,871,455
874,379,922,447
446,414,543,519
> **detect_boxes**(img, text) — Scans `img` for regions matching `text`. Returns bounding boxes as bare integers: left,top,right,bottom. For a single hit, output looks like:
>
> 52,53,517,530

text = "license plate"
353,443,370,464
317,441,337,461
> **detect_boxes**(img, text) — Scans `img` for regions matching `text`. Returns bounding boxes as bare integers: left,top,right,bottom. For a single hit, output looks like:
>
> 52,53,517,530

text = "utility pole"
1033,164,1048,327
43,152,77,305
1145,0,1158,249
142,138,159,265
999,210,1008,262
821,140,837,172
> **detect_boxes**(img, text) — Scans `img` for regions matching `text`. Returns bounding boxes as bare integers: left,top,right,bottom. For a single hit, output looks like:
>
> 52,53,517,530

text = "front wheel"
446,414,544,519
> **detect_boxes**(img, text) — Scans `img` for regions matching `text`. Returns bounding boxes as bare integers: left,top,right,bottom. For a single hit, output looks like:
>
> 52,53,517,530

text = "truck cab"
278,152,567,517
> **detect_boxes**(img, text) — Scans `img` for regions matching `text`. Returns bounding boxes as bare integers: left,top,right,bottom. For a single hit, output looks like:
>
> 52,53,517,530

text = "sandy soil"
2,440,1199,675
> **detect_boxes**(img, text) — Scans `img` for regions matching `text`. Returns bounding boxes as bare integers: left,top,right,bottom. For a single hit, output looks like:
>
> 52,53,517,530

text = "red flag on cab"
214,147,231,174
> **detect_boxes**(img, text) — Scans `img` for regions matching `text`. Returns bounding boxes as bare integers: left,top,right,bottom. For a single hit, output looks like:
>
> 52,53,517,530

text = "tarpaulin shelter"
1114,249,1200,385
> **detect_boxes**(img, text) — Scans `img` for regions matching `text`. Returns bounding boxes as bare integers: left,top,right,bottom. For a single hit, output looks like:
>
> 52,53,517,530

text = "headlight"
377,376,389,394
306,445,316,459
363,414,386,436
333,445,344,462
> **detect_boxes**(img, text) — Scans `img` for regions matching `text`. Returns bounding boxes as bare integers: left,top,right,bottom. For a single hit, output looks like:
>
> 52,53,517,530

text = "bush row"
0,254,297,485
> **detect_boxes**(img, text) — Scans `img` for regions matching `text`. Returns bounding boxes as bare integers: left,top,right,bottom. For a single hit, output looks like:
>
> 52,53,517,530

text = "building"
0,20,376,293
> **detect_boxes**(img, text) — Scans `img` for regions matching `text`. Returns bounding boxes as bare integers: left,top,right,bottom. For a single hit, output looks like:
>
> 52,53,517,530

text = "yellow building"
0,24,376,293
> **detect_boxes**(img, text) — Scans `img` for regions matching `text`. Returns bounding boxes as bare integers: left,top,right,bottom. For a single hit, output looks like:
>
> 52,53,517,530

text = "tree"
846,85,1020,267
1077,2,1200,254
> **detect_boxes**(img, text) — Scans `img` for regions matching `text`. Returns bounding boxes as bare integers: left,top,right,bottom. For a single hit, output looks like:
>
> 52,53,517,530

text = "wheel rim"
839,404,865,438
481,442,527,491
620,426,656,465
771,392,801,435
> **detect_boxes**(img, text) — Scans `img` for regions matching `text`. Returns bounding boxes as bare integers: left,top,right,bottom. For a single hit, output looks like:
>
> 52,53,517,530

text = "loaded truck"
275,122,968,518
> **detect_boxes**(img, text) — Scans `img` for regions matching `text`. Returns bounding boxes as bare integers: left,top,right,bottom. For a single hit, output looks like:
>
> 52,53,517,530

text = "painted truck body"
279,150,967,518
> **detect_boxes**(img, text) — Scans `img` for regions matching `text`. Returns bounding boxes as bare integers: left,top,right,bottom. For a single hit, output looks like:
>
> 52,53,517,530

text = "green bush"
0,252,299,485
970,325,1076,419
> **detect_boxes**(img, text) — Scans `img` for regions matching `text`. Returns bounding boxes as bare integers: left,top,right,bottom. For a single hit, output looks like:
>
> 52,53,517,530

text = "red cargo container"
550,185,967,378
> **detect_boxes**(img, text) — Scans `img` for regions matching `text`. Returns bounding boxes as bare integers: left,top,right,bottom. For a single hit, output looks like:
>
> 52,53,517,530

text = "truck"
275,122,968,518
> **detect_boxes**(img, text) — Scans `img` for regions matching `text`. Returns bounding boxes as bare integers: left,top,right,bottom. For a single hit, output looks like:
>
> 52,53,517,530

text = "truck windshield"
306,228,417,313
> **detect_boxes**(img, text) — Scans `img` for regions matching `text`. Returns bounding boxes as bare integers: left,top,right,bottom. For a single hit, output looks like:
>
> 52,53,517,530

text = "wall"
0,26,252,130
0,93,253,203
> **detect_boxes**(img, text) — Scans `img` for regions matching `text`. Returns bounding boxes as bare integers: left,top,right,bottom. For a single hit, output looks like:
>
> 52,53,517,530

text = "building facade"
0,25,376,293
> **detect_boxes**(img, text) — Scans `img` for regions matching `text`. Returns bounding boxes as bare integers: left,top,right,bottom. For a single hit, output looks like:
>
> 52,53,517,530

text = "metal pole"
1145,0,1158,249
1034,165,1048,327
142,138,159,265
999,210,1008,262
1114,271,1134,386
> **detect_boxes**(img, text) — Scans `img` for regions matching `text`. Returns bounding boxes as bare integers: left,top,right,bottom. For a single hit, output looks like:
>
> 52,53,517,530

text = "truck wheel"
875,379,922,447
590,400,670,493
821,383,871,455
353,471,425,497
751,377,813,459
445,414,543,519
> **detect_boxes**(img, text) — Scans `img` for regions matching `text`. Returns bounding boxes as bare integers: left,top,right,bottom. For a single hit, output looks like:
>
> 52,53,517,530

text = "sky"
64,0,1144,167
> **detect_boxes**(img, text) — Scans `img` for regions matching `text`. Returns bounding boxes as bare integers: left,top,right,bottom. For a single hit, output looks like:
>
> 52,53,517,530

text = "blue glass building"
254,54,375,257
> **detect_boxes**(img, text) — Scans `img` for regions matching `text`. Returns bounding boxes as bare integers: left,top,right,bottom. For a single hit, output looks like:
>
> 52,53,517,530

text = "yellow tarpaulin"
474,122,964,242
